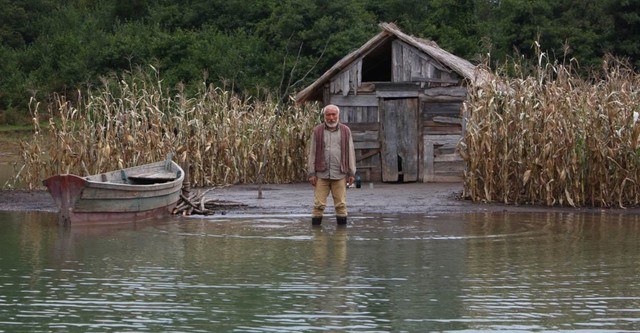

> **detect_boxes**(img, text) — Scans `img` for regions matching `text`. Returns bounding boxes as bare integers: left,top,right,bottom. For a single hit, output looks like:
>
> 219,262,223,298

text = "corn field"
17,68,319,189
460,55,640,208
15,58,640,209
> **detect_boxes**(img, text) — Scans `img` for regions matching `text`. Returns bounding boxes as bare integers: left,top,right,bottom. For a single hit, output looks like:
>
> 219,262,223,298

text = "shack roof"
295,22,488,103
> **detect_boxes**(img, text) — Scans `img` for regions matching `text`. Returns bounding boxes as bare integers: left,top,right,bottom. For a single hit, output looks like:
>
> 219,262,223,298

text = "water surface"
1,211,639,332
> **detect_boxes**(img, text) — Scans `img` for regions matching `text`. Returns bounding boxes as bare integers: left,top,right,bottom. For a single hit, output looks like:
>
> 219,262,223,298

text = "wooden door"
381,98,418,182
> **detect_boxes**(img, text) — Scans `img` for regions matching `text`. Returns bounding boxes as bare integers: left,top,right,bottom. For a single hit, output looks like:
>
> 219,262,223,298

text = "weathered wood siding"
330,93,382,182
381,98,419,182
420,86,465,182
330,59,362,96
391,40,460,85
421,86,466,135
321,40,468,183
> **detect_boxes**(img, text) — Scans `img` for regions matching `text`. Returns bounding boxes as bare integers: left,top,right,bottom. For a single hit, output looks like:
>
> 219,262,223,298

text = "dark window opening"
361,40,392,82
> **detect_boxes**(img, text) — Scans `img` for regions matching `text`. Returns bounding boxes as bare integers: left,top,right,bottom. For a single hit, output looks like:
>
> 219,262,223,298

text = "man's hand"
308,176,317,186
348,176,355,186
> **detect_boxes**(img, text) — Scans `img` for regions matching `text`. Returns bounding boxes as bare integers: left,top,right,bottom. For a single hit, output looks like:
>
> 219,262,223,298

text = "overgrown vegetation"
4,1,640,208
16,68,318,189
12,54,640,210
461,53,640,208
2,0,639,124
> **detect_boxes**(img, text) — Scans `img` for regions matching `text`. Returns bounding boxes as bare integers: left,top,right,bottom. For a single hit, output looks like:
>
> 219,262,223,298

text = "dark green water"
1,211,639,332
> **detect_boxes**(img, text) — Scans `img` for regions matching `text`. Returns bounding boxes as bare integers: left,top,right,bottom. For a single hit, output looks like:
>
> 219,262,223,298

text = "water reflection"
0,211,639,332
461,212,640,332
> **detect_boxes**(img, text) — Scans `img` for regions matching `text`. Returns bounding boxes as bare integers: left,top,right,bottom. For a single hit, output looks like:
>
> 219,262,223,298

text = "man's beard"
326,121,338,128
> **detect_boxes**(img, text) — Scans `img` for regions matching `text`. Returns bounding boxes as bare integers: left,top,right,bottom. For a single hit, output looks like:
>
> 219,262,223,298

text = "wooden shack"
295,22,487,183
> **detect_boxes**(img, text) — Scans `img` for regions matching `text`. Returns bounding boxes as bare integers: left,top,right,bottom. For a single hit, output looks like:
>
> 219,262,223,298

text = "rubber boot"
311,216,322,226
336,216,347,226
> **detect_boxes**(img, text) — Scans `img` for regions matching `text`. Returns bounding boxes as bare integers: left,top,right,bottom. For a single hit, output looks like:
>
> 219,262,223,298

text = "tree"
364,0,430,33
606,0,640,69
421,0,481,61
113,0,149,22
1,0,639,124
255,0,376,97
0,0,57,47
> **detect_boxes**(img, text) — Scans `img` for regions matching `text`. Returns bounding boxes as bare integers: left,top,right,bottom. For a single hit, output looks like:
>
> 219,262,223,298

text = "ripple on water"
1,212,640,332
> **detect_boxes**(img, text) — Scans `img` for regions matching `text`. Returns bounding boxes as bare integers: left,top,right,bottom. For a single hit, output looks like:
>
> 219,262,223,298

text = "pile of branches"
173,185,247,216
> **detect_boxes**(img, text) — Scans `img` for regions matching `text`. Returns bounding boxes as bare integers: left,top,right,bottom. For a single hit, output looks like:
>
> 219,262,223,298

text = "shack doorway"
380,98,419,182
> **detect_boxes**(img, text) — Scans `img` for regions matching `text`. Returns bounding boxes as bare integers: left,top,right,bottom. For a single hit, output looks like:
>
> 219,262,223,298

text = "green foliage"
0,108,23,126
488,0,555,61
0,0,637,125
0,48,25,110
0,0,57,47
102,21,160,71
365,0,429,33
420,0,480,61
255,0,376,96
606,0,640,69
113,0,149,22
124,26,283,96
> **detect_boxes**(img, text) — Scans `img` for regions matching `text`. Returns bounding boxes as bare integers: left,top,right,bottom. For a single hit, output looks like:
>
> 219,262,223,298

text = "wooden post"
423,138,435,182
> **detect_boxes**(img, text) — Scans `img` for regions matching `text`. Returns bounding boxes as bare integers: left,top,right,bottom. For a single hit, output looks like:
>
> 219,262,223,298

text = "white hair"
322,104,340,115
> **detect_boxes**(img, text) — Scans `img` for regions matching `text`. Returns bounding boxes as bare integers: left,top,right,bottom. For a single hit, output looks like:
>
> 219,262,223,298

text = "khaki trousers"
312,177,348,217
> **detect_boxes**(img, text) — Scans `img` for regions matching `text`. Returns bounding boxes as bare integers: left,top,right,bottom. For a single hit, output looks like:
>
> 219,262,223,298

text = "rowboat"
43,157,184,225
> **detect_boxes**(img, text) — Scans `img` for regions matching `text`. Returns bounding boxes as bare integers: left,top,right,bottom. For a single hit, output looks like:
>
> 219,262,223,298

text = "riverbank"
2,182,640,216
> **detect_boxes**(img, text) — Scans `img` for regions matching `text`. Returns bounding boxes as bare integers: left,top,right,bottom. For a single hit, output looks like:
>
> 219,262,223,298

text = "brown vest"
314,123,351,174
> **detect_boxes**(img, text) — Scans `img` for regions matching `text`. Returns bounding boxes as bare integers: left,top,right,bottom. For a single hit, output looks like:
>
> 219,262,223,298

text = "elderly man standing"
307,104,356,226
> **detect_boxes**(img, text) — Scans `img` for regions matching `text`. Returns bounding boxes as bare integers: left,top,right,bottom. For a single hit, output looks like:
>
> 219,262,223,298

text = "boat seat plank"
126,170,177,181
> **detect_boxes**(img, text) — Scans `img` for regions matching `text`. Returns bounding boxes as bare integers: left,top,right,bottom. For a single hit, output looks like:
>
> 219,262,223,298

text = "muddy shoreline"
2,182,639,216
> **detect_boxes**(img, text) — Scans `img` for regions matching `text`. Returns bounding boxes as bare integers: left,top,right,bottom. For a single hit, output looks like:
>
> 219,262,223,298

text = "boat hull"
43,160,184,225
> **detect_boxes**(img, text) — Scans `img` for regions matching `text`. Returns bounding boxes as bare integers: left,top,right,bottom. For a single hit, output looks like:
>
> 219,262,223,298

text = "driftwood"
172,185,247,216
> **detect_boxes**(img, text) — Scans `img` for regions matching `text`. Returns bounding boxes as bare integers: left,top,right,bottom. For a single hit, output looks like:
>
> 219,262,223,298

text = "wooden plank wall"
346,121,381,182
323,38,470,183
328,88,467,182
330,94,382,182
330,60,362,96
420,86,466,182
423,134,464,182
391,40,460,85
380,98,419,182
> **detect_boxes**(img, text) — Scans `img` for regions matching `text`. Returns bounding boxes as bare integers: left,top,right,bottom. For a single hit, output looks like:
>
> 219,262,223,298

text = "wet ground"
2,131,638,216
3,181,640,216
